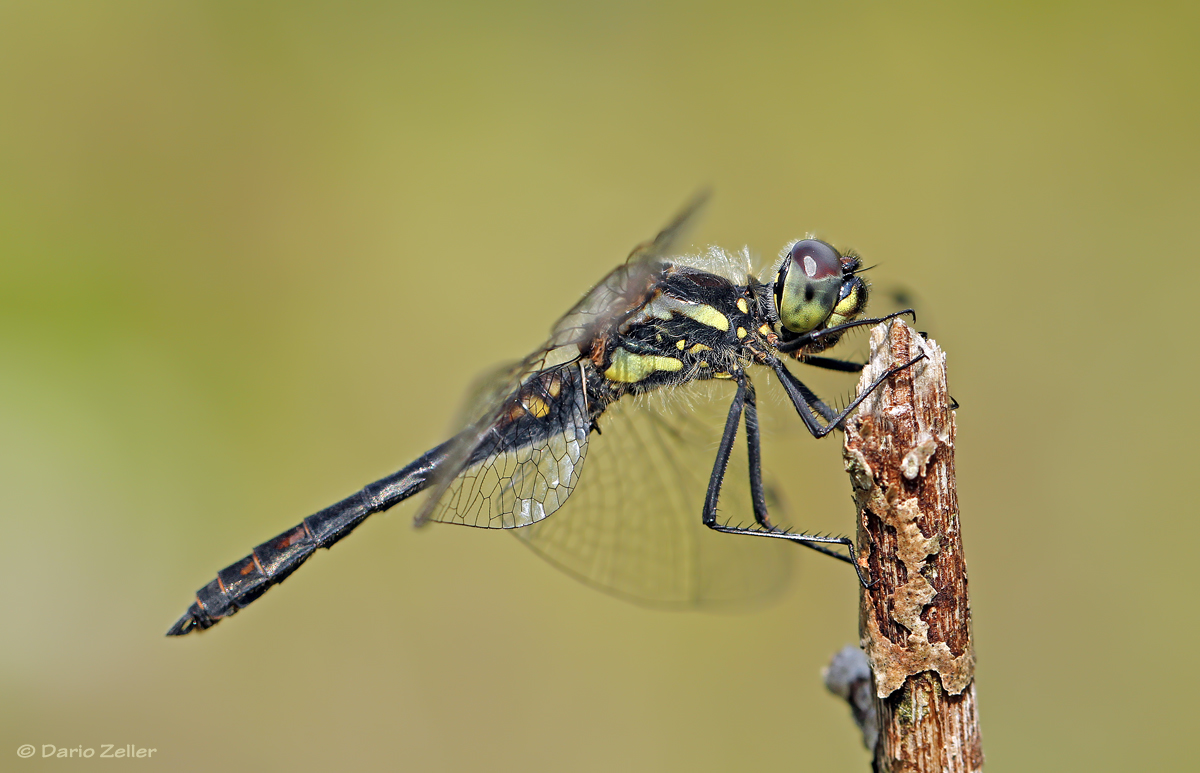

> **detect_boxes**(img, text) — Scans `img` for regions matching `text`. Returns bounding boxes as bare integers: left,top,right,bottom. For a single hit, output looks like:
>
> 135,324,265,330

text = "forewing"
415,194,709,528
548,191,709,350
513,381,792,608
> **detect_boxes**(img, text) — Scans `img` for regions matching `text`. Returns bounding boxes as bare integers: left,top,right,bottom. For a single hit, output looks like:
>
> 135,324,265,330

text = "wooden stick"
831,320,983,772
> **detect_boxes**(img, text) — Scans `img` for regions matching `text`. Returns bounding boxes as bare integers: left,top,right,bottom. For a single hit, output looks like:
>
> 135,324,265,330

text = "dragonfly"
166,195,920,635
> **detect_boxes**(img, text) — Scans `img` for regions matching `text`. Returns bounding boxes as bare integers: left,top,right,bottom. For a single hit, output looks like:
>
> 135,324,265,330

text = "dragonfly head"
773,239,868,339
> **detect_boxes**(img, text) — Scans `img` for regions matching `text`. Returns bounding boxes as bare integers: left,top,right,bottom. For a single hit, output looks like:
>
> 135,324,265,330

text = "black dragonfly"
167,195,919,635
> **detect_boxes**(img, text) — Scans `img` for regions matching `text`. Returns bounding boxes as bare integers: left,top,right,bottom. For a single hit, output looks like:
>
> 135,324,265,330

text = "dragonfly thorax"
591,264,765,392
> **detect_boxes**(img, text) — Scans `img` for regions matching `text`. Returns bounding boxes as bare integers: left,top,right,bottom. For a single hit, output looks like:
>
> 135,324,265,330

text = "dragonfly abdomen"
166,441,453,635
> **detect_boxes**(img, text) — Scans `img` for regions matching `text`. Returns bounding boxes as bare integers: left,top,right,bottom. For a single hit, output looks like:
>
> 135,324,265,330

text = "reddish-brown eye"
788,240,842,282
774,239,844,333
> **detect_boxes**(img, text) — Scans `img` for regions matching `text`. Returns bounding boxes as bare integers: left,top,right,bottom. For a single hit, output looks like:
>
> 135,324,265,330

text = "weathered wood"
835,320,983,772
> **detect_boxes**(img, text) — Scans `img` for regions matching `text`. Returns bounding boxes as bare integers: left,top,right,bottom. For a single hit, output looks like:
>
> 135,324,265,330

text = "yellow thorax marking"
679,303,730,332
638,294,730,332
604,348,684,383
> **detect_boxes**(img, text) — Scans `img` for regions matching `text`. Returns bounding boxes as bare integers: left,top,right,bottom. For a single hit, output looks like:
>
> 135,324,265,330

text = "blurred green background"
2,1,1196,770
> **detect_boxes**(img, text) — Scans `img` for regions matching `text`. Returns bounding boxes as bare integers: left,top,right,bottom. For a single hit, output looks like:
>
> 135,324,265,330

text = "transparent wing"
513,380,792,608
548,190,709,350
451,359,529,432
421,364,590,528
414,193,709,527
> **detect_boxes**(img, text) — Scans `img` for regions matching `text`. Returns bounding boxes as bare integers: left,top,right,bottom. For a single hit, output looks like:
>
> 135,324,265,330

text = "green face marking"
825,282,864,330
604,347,684,383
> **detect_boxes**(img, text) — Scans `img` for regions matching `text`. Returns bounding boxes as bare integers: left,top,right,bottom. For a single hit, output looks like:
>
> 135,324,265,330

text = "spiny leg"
780,370,836,423
705,373,870,587
701,373,747,527
742,381,771,527
744,383,862,566
771,352,925,439
799,331,955,410
785,356,869,423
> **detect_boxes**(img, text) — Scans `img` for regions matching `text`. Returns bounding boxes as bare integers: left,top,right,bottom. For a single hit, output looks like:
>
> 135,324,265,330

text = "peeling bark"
833,321,983,772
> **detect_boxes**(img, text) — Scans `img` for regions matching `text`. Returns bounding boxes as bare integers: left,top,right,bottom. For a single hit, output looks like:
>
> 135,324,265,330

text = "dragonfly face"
774,239,868,345
166,196,919,635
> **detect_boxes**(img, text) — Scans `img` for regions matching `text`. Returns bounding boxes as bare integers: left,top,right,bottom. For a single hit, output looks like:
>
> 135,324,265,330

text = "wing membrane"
513,381,792,607
414,194,709,528
548,191,709,350
422,364,590,529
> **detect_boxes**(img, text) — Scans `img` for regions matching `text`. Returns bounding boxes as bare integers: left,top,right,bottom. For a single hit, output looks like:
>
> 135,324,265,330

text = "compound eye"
775,239,843,333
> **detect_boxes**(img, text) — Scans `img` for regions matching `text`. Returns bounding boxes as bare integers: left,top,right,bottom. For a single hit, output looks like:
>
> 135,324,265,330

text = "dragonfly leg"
704,374,871,587
701,372,748,531
742,382,772,529
801,355,865,373
771,352,925,439
776,369,837,423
